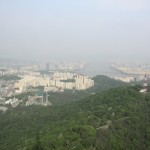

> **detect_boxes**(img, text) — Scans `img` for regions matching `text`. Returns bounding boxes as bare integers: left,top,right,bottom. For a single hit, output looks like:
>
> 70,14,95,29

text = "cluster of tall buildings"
15,72,94,93
113,76,135,83
45,62,85,71
112,63,150,75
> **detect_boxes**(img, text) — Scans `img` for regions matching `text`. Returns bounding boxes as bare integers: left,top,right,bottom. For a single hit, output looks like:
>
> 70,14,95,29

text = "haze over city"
0,0,150,63
1,1,150,150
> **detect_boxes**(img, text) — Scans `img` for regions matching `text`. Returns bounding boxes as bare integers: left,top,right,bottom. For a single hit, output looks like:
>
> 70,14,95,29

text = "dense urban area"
0,60,150,150
0,61,150,111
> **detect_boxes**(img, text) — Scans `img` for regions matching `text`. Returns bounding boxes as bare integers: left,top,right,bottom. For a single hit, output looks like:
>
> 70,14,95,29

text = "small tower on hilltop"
42,92,47,104
143,74,148,88
46,91,49,103
42,91,50,106
140,74,148,93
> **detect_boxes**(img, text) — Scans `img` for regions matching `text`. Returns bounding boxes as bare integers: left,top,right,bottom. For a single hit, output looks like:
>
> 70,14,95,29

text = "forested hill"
93,75,124,85
0,86,150,150
90,75,126,92
49,75,126,105
0,75,21,81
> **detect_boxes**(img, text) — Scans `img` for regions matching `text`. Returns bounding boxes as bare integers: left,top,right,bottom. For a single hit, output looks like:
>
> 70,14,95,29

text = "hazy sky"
0,0,150,62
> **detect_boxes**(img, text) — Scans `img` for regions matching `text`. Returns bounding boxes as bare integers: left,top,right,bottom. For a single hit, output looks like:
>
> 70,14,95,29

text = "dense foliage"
0,86,150,150
0,75,21,81
60,79,75,82
91,75,126,92
48,75,126,105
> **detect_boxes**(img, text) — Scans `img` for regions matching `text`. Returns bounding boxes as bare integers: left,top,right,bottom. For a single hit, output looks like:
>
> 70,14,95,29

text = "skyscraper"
46,63,50,71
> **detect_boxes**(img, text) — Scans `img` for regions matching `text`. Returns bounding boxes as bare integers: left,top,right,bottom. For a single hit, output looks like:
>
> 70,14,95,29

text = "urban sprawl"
0,62,94,111
0,61,150,112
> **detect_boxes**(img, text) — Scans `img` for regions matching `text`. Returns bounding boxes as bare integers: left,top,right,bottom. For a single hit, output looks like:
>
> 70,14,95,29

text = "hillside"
48,75,126,105
0,86,150,150
89,75,126,92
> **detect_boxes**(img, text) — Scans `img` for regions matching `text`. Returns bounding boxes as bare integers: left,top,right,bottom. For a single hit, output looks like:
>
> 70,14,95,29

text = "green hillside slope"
49,75,126,105
0,86,150,150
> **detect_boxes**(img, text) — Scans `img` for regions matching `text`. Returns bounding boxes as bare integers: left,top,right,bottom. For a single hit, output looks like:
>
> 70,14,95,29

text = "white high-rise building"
15,72,94,93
